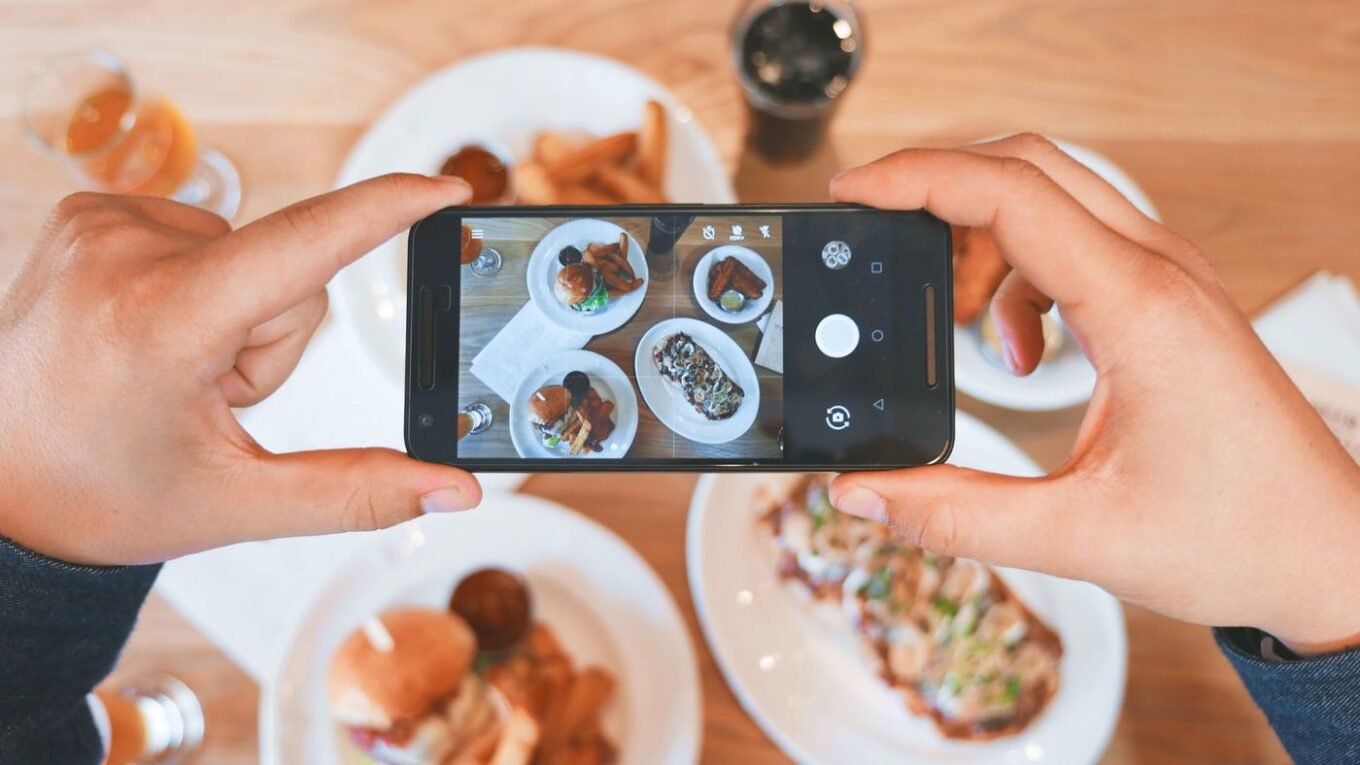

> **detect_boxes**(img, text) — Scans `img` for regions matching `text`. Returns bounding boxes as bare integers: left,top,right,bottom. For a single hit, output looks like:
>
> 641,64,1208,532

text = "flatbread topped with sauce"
761,475,1062,740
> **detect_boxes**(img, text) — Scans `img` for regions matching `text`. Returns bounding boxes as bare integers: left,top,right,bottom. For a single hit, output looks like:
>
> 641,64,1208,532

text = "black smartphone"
406,204,952,472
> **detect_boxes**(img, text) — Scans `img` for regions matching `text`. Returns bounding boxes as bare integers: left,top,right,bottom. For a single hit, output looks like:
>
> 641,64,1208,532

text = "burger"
528,385,574,448
328,608,504,765
554,263,609,313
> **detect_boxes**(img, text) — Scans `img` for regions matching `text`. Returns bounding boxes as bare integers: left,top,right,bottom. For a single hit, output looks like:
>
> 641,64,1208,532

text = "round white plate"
634,318,760,445
509,350,639,459
687,412,1127,765
691,245,775,325
264,494,701,765
330,47,736,388
954,138,1160,411
527,220,648,334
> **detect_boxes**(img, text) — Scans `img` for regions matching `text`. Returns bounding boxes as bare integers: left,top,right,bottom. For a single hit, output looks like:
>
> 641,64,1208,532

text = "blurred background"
3,1,1358,763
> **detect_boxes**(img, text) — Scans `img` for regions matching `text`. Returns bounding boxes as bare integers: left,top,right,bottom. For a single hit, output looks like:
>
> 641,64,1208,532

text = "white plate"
526,219,649,334
264,494,701,765
509,350,639,459
954,138,1160,411
331,47,737,387
687,412,1126,765
634,318,760,445
691,245,775,325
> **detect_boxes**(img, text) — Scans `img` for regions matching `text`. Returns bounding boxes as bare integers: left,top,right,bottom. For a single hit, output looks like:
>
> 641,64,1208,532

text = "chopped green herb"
545,435,562,447
1003,676,1021,703
932,596,959,617
864,567,892,600
944,672,962,695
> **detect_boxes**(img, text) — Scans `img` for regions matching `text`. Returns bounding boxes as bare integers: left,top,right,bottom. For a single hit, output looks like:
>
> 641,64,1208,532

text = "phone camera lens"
418,413,435,430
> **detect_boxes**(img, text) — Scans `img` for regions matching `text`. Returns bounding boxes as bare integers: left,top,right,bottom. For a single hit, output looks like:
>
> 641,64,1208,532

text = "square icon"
870,261,884,274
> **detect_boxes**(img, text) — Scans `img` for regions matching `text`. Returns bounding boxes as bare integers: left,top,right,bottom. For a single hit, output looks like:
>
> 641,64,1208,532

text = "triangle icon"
873,398,885,411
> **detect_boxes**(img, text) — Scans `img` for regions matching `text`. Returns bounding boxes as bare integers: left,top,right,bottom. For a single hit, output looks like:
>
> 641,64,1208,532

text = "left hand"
0,174,483,566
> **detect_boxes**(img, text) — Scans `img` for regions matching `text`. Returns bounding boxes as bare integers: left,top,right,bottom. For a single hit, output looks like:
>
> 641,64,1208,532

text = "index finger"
193,173,471,327
830,149,1155,317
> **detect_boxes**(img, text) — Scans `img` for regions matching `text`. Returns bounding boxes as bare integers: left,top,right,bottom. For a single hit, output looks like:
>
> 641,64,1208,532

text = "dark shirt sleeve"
1216,626,1360,764
0,534,160,765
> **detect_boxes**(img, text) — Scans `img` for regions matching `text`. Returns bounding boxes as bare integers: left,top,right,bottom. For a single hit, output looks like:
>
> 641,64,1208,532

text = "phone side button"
418,286,437,391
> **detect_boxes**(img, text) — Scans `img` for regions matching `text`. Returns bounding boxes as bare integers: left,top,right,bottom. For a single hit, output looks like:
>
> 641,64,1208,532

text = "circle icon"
871,329,885,342
815,314,860,358
821,240,852,270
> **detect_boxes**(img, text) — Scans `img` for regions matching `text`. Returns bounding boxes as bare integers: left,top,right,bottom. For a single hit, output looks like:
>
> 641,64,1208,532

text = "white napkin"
154,319,524,682
1253,271,1360,461
470,303,593,401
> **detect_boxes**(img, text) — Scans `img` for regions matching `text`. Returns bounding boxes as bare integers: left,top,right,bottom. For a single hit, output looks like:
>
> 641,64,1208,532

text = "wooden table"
5,1,1359,762
457,215,784,460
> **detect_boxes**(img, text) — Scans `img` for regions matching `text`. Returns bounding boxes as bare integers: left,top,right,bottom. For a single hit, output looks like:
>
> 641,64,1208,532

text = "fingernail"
420,486,470,514
834,485,887,521
1002,340,1022,375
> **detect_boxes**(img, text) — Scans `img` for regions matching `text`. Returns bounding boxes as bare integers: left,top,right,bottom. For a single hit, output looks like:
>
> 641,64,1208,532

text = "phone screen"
408,205,952,470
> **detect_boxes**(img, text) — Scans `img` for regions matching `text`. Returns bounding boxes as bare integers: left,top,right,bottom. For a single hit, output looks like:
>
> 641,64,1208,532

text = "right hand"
829,134,1360,653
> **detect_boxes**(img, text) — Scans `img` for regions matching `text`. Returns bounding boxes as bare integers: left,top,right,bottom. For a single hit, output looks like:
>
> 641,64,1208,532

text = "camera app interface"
456,214,786,461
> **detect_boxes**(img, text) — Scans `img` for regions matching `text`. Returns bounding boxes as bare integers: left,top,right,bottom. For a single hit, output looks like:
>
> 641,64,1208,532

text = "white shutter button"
815,314,860,358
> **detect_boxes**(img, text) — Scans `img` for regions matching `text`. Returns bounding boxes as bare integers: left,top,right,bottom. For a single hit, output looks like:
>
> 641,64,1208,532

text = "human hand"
829,135,1360,653
0,175,483,566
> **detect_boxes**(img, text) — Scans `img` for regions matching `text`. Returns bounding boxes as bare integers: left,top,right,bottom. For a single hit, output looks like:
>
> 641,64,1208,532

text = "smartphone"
406,204,952,472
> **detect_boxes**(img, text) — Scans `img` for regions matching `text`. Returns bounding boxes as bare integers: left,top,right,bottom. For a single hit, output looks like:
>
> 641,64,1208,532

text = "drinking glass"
731,0,865,163
458,403,494,439
22,49,241,219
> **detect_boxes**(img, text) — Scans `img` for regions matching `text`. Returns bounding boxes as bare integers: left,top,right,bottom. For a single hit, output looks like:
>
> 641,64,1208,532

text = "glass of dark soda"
731,0,864,164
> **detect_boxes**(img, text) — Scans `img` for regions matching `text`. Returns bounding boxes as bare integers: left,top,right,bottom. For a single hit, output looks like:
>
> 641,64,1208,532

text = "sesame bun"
328,608,476,730
554,263,597,307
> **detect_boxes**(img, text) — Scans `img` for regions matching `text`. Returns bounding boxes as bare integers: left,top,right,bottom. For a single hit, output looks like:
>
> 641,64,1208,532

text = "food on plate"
461,224,483,265
329,569,618,765
514,101,670,205
718,290,746,313
557,246,584,266
527,377,617,456
636,99,667,188
328,608,505,764
583,235,644,296
562,371,591,400
552,237,643,314
952,226,1009,324
760,475,1063,740
441,145,512,205
652,332,745,421
450,568,533,653
707,256,767,305
554,263,609,313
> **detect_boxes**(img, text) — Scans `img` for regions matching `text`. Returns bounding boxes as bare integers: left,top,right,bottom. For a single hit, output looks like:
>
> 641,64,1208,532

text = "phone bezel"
405,203,954,472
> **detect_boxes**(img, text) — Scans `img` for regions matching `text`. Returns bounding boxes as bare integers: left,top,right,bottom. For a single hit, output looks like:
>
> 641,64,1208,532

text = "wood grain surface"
7,0,1360,763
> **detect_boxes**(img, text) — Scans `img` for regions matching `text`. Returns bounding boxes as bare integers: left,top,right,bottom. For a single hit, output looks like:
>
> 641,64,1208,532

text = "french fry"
515,162,558,205
488,707,539,765
557,185,619,206
637,99,668,189
534,132,578,165
545,132,638,185
593,163,664,204
570,420,592,456
539,668,616,753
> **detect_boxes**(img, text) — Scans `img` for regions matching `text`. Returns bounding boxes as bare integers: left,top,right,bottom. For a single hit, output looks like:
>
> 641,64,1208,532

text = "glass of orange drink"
22,49,240,219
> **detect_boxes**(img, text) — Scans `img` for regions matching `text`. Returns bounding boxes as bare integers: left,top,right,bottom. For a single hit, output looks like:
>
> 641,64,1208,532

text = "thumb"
829,467,1085,576
235,448,483,539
